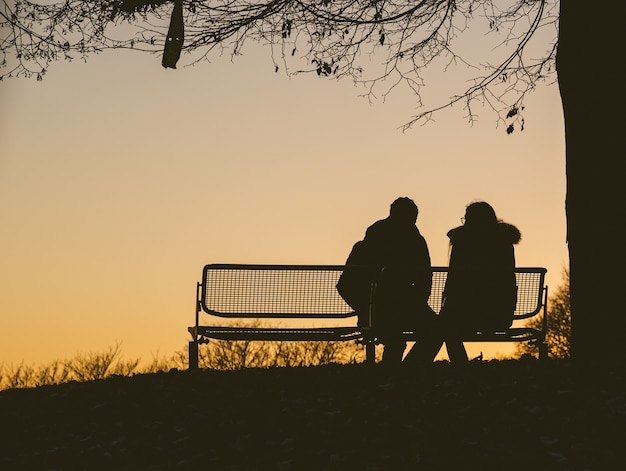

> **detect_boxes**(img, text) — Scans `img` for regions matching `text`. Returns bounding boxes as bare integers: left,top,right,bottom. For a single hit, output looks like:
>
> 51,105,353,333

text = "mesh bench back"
200,264,546,320
512,267,547,319
427,267,546,319
201,264,354,318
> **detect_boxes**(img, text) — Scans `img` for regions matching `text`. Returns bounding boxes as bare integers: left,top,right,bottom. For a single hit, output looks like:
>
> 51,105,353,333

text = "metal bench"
187,264,548,369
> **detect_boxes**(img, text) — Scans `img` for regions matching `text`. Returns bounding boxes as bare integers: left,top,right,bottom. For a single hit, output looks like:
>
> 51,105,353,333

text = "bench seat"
189,325,364,342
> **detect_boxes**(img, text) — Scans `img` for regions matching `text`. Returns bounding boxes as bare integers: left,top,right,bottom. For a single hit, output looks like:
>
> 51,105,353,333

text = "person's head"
463,201,498,228
389,197,418,224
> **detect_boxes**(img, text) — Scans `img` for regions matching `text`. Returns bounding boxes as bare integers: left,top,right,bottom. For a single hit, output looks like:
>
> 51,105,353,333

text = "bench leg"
538,342,549,360
366,341,376,365
189,341,199,370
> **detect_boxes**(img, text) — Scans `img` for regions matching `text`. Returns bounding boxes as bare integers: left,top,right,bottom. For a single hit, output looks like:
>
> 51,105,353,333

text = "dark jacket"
336,216,432,328
442,222,521,331
364,216,432,305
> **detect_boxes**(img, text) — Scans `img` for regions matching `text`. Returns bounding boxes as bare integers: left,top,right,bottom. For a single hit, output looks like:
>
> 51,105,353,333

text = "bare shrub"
66,342,140,381
2,363,36,389
110,358,141,377
142,350,179,373
198,338,268,370
272,340,365,367
0,337,368,391
168,349,188,371
32,360,71,387
195,338,366,370
0,345,171,391
0,360,70,389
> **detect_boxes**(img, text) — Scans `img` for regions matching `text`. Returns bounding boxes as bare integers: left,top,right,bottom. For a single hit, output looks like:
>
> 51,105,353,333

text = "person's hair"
464,201,498,227
390,197,418,223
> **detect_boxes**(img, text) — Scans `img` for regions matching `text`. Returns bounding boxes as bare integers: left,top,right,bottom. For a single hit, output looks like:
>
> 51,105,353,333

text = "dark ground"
0,359,623,470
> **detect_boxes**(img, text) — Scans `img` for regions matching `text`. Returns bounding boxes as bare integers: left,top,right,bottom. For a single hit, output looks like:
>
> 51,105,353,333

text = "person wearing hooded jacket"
441,201,522,363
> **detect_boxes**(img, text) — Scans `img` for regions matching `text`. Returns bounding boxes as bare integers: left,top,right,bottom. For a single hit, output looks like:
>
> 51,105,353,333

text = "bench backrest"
200,264,353,318
427,267,547,320
199,264,546,320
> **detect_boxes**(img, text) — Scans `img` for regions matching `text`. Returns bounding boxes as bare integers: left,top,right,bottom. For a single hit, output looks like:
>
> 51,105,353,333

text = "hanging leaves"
110,0,169,20
312,59,333,76
281,20,292,39
505,105,526,134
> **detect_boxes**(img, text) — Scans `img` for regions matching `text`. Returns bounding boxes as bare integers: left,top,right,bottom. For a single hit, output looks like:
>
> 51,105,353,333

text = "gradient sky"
0,39,567,366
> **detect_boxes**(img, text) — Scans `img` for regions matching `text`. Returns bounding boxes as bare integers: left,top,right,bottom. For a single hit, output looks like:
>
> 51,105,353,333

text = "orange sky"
0,42,567,366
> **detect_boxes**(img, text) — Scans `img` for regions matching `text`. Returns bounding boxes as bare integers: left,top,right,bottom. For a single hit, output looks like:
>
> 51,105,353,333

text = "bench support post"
189,341,199,370
365,341,376,365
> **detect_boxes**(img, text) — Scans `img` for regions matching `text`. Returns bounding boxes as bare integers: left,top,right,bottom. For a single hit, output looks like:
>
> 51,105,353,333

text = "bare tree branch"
1,1,559,128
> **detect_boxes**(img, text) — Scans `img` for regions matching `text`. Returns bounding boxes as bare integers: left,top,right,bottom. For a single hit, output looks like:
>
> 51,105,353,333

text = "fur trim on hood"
447,222,521,245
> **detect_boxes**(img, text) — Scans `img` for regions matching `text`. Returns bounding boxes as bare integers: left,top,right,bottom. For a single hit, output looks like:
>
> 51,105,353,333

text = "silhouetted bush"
0,337,372,390
1,342,151,391
195,338,370,370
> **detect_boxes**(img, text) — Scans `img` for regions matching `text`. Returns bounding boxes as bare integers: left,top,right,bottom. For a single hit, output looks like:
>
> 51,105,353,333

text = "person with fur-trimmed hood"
441,201,522,363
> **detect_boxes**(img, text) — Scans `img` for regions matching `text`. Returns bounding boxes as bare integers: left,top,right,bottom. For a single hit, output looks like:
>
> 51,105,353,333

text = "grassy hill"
0,359,622,470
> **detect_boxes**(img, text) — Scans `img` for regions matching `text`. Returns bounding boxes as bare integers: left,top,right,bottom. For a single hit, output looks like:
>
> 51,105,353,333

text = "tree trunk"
557,2,625,366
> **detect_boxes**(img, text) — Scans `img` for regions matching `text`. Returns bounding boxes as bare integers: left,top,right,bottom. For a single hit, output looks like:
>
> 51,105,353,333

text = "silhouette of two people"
338,198,520,366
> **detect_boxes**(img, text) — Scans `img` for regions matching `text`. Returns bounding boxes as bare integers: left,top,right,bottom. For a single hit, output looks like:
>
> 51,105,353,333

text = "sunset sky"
0,31,567,366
